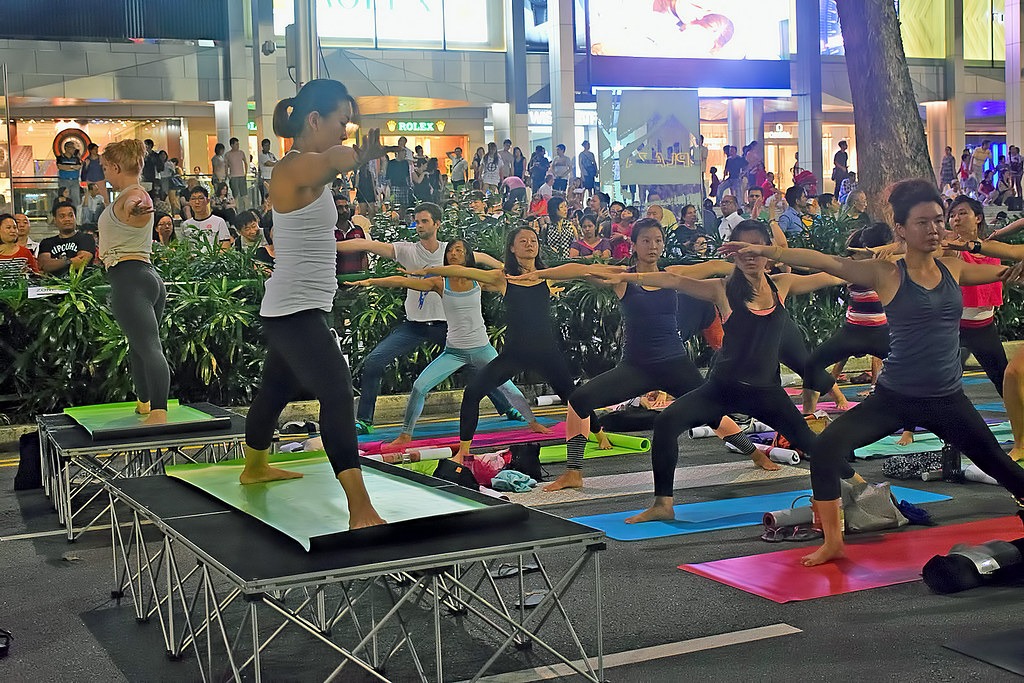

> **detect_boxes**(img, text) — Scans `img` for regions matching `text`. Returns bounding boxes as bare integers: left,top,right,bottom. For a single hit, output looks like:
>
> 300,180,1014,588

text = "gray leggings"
107,261,170,411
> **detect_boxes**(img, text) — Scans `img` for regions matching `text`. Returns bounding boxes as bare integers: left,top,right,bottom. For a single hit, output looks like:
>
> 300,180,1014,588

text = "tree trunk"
836,0,935,218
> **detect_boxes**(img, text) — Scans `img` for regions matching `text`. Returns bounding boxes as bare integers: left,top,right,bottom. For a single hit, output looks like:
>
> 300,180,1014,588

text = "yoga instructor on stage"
239,79,388,530
98,139,170,425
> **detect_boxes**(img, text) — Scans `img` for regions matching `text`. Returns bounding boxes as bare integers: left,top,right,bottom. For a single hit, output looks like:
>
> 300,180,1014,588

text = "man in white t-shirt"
182,185,231,250
449,147,468,192
717,194,745,241
337,201,512,433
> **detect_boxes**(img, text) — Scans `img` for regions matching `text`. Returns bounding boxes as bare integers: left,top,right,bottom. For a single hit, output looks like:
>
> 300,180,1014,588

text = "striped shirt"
0,246,39,280
845,284,886,326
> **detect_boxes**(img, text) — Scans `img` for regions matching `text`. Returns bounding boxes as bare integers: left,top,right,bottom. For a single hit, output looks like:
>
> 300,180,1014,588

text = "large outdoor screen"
587,0,792,89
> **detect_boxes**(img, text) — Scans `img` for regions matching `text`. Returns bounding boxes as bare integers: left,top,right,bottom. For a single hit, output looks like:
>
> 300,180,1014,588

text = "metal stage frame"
37,403,245,541
105,471,606,682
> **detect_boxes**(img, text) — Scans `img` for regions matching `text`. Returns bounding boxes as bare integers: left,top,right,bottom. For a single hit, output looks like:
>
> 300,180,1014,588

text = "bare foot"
544,469,583,491
801,542,846,566
451,448,469,465
833,399,852,411
388,433,413,449
348,500,387,530
240,465,304,484
1009,445,1024,462
752,450,783,471
142,409,167,426
135,400,151,415
896,431,914,447
625,501,675,524
529,421,553,435
596,432,613,450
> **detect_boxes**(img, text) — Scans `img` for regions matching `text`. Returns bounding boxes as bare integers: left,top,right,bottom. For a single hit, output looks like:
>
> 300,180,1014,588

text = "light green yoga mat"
64,400,220,435
854,421,1014,459
166,452,488,551
539,432,651,464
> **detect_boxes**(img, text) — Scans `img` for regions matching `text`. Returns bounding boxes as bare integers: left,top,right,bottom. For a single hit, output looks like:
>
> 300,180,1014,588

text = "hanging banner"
617,90,701,194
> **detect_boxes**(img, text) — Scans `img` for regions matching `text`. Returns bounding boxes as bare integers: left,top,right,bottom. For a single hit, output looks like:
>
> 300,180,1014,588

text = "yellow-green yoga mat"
64,400,230,440
166,452,494,551
539,432,650,464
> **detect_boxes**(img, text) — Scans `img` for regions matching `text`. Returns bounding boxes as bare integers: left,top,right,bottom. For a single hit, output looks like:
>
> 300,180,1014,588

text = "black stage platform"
37,403,244,541
105,461,607,682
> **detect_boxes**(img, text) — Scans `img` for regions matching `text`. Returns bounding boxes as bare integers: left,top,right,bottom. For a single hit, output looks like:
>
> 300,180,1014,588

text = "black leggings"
815,384,1024,501
960,322,1007,397
246,310,359,475
107,261,170,411
806,323,890,381
459,344,597,441
780,320,836,395
651,376,828,497
569,356,720,431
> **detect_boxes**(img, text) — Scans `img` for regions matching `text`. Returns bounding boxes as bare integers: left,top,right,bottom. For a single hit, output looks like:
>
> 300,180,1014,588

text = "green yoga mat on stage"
64,400,229,439
166,452,491,551
854,421,1014,459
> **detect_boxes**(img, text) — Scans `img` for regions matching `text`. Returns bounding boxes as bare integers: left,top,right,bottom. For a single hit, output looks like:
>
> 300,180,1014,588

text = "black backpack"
506,442,544,481
14,432,41,491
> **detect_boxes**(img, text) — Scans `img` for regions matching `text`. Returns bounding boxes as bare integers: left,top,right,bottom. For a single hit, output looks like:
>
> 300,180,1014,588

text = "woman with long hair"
471,146,485,184
543,196,577,258
569,213,611,259
480,142,502,192
512,146,526,180
725,179,1024,565
97,139,169,424
151,212,177,245
415,227,607,463
346,238,546,446
239,79,387,529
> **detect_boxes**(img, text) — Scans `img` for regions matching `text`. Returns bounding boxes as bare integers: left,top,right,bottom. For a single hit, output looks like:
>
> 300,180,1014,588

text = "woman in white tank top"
239,80,388,531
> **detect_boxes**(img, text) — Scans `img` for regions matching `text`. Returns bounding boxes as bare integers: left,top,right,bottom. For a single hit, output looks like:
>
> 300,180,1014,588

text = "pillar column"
251,0,279,151
727,99,745,148
794,0,823,189
224,0,249,149
1005,0,1024,147
744,98,765,150
293,0,318,89
548,0,575,153
925,102,950,179
505,0,530,147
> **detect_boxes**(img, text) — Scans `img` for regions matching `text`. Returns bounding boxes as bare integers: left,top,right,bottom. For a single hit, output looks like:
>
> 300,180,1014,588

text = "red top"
959,251,1003,308
0,245,40,276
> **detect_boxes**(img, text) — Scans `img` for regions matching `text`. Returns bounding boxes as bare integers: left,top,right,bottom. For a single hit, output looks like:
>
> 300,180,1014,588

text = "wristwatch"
969,240,983,254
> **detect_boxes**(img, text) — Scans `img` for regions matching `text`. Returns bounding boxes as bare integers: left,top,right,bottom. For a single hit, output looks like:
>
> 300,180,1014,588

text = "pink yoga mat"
795,401,858,413
680,516,1024,603
359,422,566,455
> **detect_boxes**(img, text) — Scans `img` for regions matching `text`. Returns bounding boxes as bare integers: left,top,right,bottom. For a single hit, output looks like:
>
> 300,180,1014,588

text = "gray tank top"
98,184,153,268
260,177,338,317
877,259,963,397
440,278,490,349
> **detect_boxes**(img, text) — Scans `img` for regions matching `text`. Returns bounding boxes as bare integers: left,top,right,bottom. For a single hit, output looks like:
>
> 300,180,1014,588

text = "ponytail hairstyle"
725,219,774,308
101,139,146,175
272,79,358,139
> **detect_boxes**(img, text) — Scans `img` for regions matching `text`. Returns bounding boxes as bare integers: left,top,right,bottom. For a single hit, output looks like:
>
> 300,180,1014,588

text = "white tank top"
98,184,153,268
261,179,338,317
440,279,490,349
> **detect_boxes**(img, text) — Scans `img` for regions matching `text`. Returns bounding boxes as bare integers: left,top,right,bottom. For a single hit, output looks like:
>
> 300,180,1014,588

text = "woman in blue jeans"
346,238,549,448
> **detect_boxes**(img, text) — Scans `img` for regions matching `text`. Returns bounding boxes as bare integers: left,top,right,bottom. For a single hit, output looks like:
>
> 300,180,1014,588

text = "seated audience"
0,213,40,277
37,202,94,276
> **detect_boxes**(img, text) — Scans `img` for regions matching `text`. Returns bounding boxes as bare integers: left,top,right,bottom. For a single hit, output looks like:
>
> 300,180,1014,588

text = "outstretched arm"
510,263,624,282
421,264,506,287
946,238,1024,261
940,257,1008,286
343,275,440,293
664,260,732,279
773,271,845,298
721,242,886,290
336,238,396,259
474,251,504,269
595,270,723,303
988,216,1024,241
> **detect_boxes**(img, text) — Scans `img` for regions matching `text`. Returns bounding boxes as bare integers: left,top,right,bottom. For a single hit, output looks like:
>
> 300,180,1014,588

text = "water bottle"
941,442,964,483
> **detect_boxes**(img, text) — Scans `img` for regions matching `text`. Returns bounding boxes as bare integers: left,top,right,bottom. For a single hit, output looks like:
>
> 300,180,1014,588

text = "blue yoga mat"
570,487,952,542
976,402,1007,413
357,414,558,444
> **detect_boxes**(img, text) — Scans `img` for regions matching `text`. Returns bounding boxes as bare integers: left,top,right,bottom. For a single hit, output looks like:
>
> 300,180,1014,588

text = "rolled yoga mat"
725,442,801,465
538,431,649,465
762,505,814,528
681,515,1023,603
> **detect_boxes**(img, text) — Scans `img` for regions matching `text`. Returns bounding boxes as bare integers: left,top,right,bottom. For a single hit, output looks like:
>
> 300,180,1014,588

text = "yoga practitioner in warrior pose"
240,79,386,529
97,139,170,425
594,220,856,525
414,227,610,463
725,179,1024,565
508,218,772,492
345,238,548,447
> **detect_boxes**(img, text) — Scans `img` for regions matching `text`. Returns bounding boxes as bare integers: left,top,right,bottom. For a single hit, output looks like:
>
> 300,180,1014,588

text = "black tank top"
712,274,788,387
504,280,558,349
621,271,685,364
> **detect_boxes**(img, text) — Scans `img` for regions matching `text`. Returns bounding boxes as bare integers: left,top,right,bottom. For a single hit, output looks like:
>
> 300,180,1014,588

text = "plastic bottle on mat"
941,442,964,483
811,499,845,532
